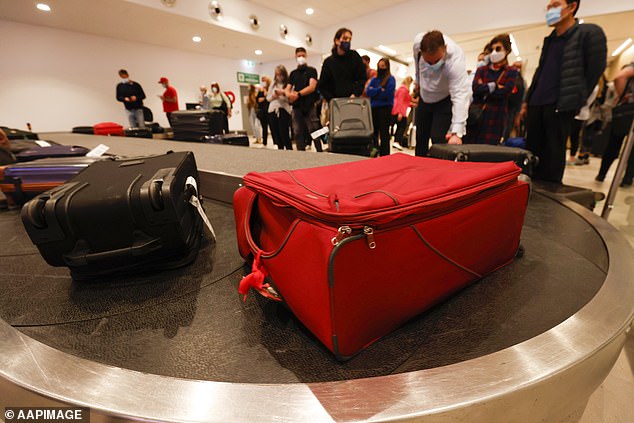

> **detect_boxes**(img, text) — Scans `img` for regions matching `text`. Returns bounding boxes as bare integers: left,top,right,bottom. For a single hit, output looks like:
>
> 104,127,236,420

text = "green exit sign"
237,72,260,84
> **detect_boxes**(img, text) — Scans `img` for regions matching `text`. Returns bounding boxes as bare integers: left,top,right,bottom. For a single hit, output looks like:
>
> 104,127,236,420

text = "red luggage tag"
238,252,282,302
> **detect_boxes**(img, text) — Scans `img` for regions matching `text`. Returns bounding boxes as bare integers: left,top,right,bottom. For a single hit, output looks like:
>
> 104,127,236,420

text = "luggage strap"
238,252,282,302
185,176,216,241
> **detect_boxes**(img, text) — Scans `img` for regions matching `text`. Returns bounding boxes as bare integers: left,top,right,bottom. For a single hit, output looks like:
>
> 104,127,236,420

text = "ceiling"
0,0,632,75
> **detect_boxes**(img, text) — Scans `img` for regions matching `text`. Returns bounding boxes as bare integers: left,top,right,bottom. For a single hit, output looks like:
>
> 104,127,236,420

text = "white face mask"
211,87,219,94
121,78,129,83
490,50,506,64
296,56,307,66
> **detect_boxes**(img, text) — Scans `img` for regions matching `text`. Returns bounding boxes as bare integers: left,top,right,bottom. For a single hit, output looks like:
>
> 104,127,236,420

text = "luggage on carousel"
125,127,153,139
328,97,374,156
0,126,39,140
21,151,205,279
0,157,99,205
170,110,225,141
233,153,530,359
93,122,125,136
428,143,538,177
72,126,95,135
202,131,249,146
15,145,90,162
0,147,16,165
6,139,60,155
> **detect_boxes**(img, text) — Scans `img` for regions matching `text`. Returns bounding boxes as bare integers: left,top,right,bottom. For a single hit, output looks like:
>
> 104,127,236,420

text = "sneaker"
573,157,590,166
392,142,403,151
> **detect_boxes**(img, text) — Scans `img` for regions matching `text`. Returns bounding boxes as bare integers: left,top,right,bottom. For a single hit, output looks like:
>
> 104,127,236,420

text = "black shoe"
595,174,605,182
620,179,633,187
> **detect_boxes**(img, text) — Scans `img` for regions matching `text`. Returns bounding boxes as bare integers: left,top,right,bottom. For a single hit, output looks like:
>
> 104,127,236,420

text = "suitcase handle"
149,179,164,210
23,195,48,229
63,237,163,266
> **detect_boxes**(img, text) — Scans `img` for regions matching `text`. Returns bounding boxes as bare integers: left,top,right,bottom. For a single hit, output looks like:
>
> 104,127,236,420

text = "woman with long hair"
266,65,292,150
366,57,396,156
468,34,519,145
247,84,263,143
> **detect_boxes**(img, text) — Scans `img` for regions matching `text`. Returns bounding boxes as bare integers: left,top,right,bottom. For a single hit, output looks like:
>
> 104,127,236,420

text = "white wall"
0,19,252,132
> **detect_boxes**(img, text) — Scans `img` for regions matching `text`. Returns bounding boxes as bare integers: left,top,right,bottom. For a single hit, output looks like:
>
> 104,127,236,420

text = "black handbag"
467,103,486,127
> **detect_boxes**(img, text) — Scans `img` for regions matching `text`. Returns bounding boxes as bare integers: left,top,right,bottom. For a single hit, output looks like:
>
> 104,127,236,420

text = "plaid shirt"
469,64,519,144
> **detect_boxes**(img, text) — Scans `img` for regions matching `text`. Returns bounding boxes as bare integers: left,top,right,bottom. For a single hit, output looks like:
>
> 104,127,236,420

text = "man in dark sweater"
317,28,367,102
522,0,606,183
288,47,322,151
116,69,146,128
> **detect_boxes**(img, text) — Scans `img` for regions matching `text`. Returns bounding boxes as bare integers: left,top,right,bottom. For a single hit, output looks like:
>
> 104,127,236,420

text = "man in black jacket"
116,69,147,128
288,48,322,152
522,0,606,183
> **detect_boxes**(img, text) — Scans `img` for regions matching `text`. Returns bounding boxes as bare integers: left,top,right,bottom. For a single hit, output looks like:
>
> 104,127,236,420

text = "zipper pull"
364,226,376,249
331,225,352,246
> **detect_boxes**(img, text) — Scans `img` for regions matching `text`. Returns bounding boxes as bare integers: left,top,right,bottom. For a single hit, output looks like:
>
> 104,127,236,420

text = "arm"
352,54,368,97
614,65,634,99
371,76,396,102
582,25,607,99
136,83,146,101
447,54,471,139
221,92,232,117
365,78,380,98
488,69,518,100
116,84,126,102
471,67,491,99
0,128,9,149
317,59,335,101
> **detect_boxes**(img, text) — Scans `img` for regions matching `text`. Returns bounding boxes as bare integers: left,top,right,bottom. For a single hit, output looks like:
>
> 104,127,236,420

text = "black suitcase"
8,139,60,154
72,126,95,135
21,151,204,279
170,110,225,141
533,180,605,211
428,144,539,177
203,132,249,146
0,147,16,165
1,126,39,140
125,127,153,139
328,98,374,156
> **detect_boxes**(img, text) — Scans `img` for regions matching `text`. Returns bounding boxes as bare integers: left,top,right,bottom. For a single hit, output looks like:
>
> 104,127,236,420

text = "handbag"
610,77,634,137
467,68,509,127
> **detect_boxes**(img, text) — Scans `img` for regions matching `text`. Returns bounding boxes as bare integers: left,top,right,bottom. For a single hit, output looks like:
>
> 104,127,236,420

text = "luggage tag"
185,176,216,241
311,126,329,140
86,144,110,157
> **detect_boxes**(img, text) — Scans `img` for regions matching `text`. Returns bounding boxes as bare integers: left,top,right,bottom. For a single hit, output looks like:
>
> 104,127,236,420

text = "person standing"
287,47,322,152
469,34,519,145
317,28,367,102
257,76,271,146
247,84,263,144
198,85,211,110
412,30,471,156
267,65,292,150
209,82,232,132
522,0,607,183
158,77,179,125
392,76,413,149
366,58,396,156
116,69,146,128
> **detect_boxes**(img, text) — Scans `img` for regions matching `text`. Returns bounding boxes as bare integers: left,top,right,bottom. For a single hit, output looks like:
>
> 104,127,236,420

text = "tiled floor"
252,138,634,422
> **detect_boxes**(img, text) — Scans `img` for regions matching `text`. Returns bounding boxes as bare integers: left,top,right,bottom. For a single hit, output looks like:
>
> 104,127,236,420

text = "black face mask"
377,69,387,79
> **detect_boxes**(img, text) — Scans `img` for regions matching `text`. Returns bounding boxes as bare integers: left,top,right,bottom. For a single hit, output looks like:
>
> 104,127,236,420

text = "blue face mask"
340,41,351,52
424,59,445,72
546,6,563,26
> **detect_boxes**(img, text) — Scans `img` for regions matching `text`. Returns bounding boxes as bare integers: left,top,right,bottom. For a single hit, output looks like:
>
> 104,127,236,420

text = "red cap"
158,77,169,84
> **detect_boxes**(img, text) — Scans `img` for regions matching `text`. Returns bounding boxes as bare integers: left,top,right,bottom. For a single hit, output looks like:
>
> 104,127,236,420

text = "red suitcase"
93,122,124,136
233,154,529,359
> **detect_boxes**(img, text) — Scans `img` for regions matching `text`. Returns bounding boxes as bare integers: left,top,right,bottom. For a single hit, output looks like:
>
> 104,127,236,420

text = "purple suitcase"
15,145,90,162
1,157,100,205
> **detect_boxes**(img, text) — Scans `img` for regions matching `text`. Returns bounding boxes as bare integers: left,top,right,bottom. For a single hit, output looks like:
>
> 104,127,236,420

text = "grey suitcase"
328,98,374,156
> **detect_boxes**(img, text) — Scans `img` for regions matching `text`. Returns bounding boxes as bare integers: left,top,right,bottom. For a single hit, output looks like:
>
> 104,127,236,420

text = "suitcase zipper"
331,225,375,249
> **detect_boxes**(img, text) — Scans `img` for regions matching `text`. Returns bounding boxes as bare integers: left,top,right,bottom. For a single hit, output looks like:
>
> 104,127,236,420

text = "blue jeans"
126,109,145,128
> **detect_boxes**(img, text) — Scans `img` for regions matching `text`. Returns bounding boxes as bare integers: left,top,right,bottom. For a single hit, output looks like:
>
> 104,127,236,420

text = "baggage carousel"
1,134,633,423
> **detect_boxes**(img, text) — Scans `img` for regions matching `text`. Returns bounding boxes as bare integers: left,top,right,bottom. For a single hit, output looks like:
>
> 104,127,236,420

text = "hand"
397,114,403,122
228,109,232,118
288,91,299,103
447,134,462,145
124,97,130,102
519,103,528,119
158,95,164,100
131,96,137,101
350,94,356,98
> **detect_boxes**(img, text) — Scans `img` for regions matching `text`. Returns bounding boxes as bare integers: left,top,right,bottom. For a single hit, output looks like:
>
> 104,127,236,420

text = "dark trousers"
269,109,292,150
569,119,583,157
292,107,322,152
372,106,392,156
393,114,408,147
257,113,269,145
598,123,634,183
526,104,575,183
415,96,452,157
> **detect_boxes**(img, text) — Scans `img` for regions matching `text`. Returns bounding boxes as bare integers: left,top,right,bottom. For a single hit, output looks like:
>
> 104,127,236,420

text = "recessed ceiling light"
192,36,202,43
36,3,51,12
305,8,314,15
255,49,263,55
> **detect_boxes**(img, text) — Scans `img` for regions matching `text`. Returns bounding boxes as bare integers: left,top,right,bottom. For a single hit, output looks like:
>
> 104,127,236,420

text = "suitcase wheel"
24,196,48,229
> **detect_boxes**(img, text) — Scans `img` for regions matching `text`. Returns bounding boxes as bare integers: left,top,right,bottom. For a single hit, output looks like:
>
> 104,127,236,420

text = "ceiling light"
305,8,314,15
612,38,632,57
192,36,202,43
36,3,51,12
376,45,397,56
509,34,520,57
255,49,263,55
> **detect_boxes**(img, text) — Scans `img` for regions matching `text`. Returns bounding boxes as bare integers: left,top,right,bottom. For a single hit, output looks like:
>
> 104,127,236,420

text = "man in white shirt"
413,30,471,156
